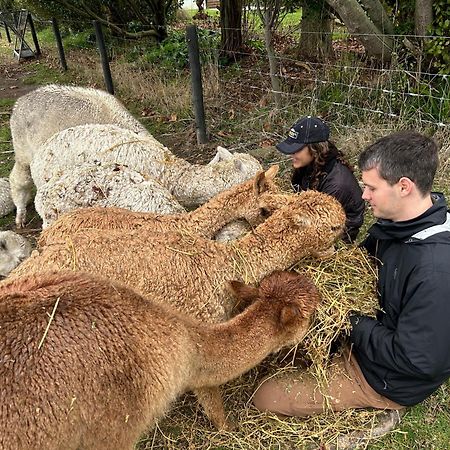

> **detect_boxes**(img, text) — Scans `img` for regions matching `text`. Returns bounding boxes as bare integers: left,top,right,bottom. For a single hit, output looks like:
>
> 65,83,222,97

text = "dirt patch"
0,59,37,100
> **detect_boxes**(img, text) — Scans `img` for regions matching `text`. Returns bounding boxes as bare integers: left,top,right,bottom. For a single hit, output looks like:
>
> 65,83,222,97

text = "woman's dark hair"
293,140,352,189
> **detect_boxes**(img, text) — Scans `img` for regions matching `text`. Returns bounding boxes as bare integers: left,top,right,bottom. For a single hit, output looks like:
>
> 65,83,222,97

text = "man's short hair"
358,131,439,195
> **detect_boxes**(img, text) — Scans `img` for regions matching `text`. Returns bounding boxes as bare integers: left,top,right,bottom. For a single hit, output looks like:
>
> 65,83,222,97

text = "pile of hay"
139,245,389,450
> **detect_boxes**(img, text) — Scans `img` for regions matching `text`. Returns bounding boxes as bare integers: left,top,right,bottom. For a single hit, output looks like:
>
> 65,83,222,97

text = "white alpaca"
0,231,32,277
10,85,262,227
35,163,185,228
9,84,150,227
0,178,14,217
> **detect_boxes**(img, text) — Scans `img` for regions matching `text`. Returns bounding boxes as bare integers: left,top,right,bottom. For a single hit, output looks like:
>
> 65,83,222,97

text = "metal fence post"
186,25,207,144
93,20,114,95
51,18,67,71
27,12,41,56
3,22,11,43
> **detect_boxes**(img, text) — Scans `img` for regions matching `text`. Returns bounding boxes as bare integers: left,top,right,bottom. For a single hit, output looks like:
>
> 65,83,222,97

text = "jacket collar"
368,192,449,241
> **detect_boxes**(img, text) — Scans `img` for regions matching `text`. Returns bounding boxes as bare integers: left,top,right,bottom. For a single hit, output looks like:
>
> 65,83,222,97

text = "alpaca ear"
253,170,267,195
279,305,301,327
233,158,244,172
208,146,232,165
265,165,279,180
217,146,233,161
253,165,278,194
226,280,260,305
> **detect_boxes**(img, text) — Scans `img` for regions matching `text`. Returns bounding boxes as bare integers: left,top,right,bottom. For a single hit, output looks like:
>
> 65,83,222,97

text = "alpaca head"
208,147,263,185
228,270,320,349
231,165,281,226
0,231,32,278
255,190,346,257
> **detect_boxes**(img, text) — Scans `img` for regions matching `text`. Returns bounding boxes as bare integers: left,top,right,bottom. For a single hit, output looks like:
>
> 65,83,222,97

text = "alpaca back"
0,271,194,450
35,163,185,228
10,84,148,165
10,192,345,323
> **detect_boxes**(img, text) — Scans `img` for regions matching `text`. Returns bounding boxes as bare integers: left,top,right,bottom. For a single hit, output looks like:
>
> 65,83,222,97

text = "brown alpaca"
38,165,280,247
0,270,320,450
9,190,344,430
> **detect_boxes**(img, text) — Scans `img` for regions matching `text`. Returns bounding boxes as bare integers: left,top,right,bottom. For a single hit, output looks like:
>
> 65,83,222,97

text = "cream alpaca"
0,270,320,450
28,124,261,212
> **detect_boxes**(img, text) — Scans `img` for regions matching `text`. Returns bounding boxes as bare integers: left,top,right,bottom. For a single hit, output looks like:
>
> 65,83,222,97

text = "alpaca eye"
0,240,6,251
260,208,271,218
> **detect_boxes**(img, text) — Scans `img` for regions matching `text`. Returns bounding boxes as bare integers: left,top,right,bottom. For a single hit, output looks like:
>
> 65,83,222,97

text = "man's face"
361,167,401,220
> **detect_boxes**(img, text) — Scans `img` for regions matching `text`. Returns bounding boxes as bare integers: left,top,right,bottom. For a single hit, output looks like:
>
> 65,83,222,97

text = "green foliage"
426,0,450,74
139,28,219,71
15,0,182,40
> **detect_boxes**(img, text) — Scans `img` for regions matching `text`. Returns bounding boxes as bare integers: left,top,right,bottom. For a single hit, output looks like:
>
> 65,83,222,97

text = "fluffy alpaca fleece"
0,270,320,450
0,231,32,277
29,124,262,208
9,84,150,227
12,122,261,228
11,190,344,323
0,178,14,217
9,190,344,429
38,166,280,246
34,162,186,228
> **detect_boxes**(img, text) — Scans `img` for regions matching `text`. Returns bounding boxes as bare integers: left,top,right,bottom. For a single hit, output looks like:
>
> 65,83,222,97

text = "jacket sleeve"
350,269,450,380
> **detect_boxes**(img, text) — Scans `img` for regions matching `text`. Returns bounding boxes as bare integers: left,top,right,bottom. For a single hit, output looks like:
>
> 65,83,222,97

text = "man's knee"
252,379,283,413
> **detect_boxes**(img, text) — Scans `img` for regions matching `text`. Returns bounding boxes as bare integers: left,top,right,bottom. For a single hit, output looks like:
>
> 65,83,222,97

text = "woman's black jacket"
292,158,365,243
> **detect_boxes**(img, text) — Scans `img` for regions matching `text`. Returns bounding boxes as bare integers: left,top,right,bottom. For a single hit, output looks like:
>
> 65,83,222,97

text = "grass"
1,17,450,449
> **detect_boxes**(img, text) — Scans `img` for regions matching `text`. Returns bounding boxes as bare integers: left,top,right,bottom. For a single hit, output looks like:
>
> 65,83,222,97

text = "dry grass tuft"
139,245,384,450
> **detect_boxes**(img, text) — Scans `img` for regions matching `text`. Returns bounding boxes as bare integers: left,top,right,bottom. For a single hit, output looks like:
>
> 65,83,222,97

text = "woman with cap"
277,116,365,243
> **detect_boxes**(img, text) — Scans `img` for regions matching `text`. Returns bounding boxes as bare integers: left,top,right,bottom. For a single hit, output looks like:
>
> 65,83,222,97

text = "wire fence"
0,9,449,154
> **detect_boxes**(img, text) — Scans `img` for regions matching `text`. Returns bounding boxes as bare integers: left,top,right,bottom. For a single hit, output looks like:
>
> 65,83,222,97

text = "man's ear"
398,176,414,197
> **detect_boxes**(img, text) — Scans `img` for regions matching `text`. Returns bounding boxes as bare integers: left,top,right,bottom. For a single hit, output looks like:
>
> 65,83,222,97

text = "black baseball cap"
276,116,330,155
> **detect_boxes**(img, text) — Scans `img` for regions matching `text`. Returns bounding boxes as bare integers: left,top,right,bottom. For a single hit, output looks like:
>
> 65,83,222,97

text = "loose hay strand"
38,296,61,350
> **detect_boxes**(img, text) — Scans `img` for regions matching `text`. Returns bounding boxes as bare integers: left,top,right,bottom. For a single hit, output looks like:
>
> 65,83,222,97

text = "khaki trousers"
253,349,404,417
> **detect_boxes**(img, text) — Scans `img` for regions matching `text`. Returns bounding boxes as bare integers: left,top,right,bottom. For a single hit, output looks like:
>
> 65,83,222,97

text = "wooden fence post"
4,22,11,43
186,25,207,144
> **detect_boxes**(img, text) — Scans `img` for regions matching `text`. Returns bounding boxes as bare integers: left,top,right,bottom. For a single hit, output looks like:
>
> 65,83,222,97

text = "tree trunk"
358,0,395,35
326,0,393,62
264,10,282,109
298,1,333,60
415,0,433,37
220,0,243,60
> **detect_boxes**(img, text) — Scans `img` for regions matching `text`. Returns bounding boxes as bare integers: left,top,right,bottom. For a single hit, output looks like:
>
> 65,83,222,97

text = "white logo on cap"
288,128,298,139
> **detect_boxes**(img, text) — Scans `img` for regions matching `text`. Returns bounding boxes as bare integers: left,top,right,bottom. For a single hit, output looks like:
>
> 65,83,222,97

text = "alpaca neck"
185,188,251,237
229,228,308,284
188,301,282,388
167,160,230,209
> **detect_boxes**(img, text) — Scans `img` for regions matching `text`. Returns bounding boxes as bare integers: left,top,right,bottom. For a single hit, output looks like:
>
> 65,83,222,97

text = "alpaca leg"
194,386,235,431
9,162,34,228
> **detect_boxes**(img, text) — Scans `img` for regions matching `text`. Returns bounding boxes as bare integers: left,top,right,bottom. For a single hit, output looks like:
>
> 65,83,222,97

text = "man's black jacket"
350,193,450,406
